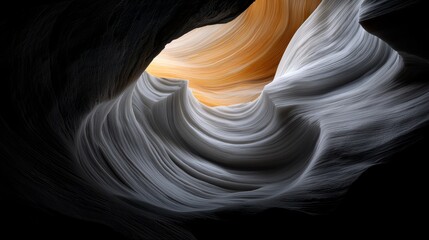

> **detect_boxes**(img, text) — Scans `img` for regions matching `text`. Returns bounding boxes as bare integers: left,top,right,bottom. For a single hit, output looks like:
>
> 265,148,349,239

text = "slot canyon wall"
1,0,428,239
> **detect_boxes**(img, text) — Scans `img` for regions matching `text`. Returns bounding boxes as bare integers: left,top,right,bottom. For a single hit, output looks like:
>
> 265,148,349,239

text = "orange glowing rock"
147,0,320,106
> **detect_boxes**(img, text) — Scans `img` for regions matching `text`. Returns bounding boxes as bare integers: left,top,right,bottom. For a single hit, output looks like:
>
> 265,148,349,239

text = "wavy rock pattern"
147,0,320,106
76,0,429,214
2,0,429,239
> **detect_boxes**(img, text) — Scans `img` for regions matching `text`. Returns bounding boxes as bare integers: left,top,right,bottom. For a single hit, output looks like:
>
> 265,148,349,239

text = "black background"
1,1,428,239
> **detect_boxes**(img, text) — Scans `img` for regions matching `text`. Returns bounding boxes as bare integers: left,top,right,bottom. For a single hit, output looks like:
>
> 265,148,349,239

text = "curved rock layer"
2,0,429,239
76,0,429,215
147,0,321,106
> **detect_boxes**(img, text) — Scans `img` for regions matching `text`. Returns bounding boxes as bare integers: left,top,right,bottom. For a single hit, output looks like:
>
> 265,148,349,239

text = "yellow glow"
147,0,321,106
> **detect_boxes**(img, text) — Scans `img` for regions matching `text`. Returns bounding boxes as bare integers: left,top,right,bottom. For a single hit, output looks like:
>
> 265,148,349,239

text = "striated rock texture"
1,0,429,239
147,0,321,106
75,0,429,215
0,0,254,239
